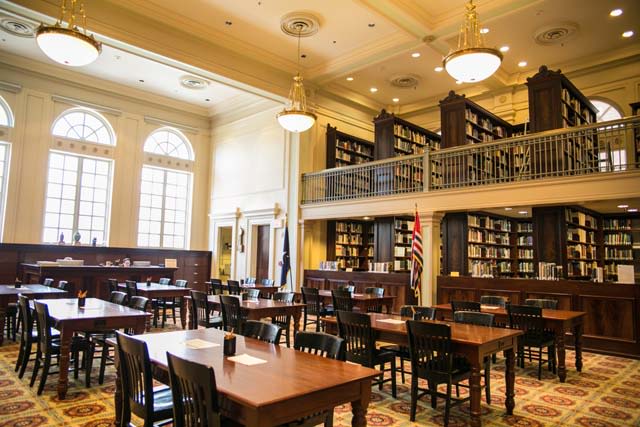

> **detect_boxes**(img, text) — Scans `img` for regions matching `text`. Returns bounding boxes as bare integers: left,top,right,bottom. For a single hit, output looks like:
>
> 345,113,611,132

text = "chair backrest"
167,352,222,427
43,277,54,287
400,305,436,320
407,320,454,379
242,320,282,344
33,301,55,357
128,296,149,311
336,310,375,367
294,331,346,360
451,300,481,313
525,298,558,309
219,295,243,333
174,279,188,288
480,295,507,307
301,287,321,315
337,284,355,293
158,277,171,286
227,280,241,295
115,331,156,421
365,287,384,297
508,304,545,336
209,279,223,295
58,280,69,291
107,278,119,294
18,295,34,344
332,289,354,312
273,292,294,303
125,280,138,299
191,290,212,328
110,291,128,305
245,277,256,285
453,311,494,327
261,278,274,286
245,289,260,300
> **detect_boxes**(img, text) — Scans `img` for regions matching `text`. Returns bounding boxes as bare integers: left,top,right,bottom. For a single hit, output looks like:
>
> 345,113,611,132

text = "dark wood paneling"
525,291,573,310
438,286,477,304
441,213,468,275
579,295,636,342
482,289,522,305
255,225,270,283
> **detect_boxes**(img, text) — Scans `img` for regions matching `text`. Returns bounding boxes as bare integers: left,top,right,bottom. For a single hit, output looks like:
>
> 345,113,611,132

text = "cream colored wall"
0,60,212,250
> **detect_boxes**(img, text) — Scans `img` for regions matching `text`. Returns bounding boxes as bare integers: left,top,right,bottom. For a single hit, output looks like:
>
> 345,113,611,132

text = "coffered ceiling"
1,0,638,117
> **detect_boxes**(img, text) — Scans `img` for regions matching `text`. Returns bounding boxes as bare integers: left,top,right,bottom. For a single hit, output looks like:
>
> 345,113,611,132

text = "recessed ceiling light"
370,87,378,93
504,207,513,211
368,23,375,28
610,9,623,17
480,27,489,34
346,76,354,81
499,45,510,52
205,98,211,102
518,210,528,215
181,75,209,90
628,208,638,212
434,66,443,72
392,98,399,103
518,61,528,67
622,30,634,38
411,52,421,58
618,204,629,209
363,216,371,220
138,79,145,83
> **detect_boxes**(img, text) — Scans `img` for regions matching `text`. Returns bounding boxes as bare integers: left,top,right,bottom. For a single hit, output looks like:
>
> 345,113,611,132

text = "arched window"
52,108,115,145
143,127,193,160
0,96,13,127
590,99,623,122
138,127,193,249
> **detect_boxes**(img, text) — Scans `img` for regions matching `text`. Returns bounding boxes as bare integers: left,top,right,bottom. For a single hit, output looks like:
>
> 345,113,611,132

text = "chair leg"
99,341,109,385
172,299,177,324
456,383,460,397
537,347,543,380
85,342,95,388
14,340,24,372
484,357,491,404
429,380,437,408
444,381,452,427
324,409,334,427
162,301,167,328
18,342,32,379
390,357,397,398
378,362,384,391
400,356,406,384
30,351,41,387
37,356,51,395
410,375,418,422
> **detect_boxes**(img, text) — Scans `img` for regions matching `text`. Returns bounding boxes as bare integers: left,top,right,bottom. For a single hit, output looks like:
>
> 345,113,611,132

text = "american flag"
410,210,423,303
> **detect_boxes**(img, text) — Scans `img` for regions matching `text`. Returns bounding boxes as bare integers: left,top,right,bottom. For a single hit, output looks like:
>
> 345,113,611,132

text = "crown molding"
210,95,280,128
0,80,22,93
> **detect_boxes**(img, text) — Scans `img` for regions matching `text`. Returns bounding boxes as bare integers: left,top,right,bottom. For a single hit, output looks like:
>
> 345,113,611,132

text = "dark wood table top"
118,282,191,292
0,284,68,296
126,327,380,408
433,303,587,321
22,263,178,273
317,289,395,302
205,294,306,310
37,298,151,321
324,312,523,346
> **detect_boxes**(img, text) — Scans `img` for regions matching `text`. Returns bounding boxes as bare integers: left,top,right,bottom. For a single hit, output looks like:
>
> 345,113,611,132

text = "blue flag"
280,226,290,286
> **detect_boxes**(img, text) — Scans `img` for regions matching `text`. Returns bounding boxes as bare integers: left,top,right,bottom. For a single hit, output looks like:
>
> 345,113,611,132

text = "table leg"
505,348,515,415
469,365,482,427
292,308,302,333
113,345,123,427
351,380,371,427
556,330,567,382
145,305,153,332
574,323,583,372
57,328,72,400
180,297,187,329
0,306,6,346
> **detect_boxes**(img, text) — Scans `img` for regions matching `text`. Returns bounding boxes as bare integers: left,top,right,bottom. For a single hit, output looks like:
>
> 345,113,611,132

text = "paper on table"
377,318,405,325
227,353,267,366
183,339,220,349
481,305,500,310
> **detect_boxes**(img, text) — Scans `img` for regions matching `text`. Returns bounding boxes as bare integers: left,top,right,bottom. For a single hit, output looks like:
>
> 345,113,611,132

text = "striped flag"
410,210,423,303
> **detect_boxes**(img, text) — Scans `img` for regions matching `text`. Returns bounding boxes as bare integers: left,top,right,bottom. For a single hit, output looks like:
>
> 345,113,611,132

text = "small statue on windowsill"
73,231,81,246
58,232,65,245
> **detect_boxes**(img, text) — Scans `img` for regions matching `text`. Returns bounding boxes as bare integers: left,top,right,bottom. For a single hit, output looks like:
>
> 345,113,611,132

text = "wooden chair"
227,280,241,295
337,284,355,293
190,290,223,330
451,300,481,313
16,295,59,379
508,304,556,380
245,277,256,285
272,292,294,347
125,280,138,300
452,311,494,404
116,331,174,427
107,278,119,294
331,289,354,312
261,278,274,286
406,320,472,425
480,295,507,307
158,277,171,286
160,279,187,327
167,352,232,427
219,295,244,333
301,287,331,332
244,288,260,300
43,277,54,287
243,320,282,344
58,280,70,291
32,301,91,394
337,310,396,398
364,287,385,313
525,298,559,309
208,279,223,295
109,291,128,305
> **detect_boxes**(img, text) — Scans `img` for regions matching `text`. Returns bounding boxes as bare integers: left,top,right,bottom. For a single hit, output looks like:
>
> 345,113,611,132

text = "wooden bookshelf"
326,124,375,168
515,220,534,277
392,216,414,272
602,215,640,282
327,220,374,271
631,102,640,166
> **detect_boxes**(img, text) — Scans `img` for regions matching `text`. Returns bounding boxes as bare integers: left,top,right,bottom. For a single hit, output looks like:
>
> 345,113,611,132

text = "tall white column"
420,212,444,306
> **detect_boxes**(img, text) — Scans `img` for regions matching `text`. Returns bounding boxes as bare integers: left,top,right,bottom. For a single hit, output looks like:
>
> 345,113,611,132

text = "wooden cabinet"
371,216,414,272
631,102,640,165
602,215,640,283
326,220,374,271
325,124,374,168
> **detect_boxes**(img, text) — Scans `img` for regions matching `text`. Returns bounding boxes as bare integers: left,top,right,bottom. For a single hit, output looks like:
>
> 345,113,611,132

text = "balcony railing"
302,116,640,204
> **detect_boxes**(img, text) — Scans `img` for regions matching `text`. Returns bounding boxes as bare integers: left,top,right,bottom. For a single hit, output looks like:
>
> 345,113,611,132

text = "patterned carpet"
0,328,639,427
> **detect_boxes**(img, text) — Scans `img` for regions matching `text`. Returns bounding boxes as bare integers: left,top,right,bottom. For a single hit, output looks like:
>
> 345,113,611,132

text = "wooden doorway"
255,225,270,283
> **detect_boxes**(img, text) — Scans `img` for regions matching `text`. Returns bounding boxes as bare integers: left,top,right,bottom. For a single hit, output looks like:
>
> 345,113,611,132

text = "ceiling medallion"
0,17,36,38
534,22,579,45
180,76,210,90
389,74,421,88
280,12,320,37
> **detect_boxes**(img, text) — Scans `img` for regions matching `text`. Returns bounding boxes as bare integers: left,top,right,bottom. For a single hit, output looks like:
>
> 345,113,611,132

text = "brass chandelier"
443,0,502,83
36,0,102,67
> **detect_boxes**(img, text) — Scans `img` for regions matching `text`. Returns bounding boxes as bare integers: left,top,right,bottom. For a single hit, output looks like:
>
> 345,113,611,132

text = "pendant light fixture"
443,0,502,83
36,0,102,67
277,23,316,133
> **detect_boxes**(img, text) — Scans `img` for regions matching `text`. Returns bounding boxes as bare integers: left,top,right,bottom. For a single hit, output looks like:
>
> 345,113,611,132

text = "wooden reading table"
433,303,586,382
117,282,191,330
317,289,396,313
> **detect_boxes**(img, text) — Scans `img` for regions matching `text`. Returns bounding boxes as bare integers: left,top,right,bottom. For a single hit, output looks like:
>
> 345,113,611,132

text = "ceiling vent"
180,76,209,90
0,17,36,38
280,12,320,37
534,22,579,45
389,74,421,89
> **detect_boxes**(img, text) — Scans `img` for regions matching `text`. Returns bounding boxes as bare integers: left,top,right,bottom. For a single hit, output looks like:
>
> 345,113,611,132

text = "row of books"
468,215,512,231
603,218,633,230
604,248,633,260
468,245,511,258
604,233,632,245
468,229,510,245
517,235,533,246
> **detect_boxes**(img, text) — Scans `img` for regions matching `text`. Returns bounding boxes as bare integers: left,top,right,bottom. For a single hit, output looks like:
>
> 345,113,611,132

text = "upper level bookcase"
373,110,441,159
526,65,597,132
326,124,375,168
631,102,640,166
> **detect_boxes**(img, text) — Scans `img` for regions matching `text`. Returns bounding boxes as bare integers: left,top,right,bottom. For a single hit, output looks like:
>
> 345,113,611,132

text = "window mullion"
72,157,83,234
160,170,168,247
